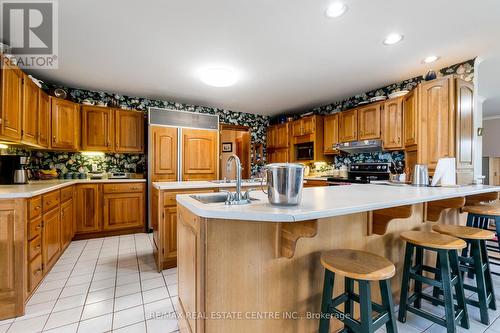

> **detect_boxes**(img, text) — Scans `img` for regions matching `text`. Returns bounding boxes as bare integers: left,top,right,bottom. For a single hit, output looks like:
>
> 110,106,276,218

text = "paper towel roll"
431,158,456,186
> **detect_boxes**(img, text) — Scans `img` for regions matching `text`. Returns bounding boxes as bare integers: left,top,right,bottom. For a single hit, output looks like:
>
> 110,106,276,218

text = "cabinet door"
382,98,403,150
324,114,339,154
22,75,39,145
82,106,114,151
103,191,145,231
182,129,218,181
38,91,50,147
339,109,358,142
163,206,177,263
0,57,23,140
403,89,418,148
276,124,289,148
75,184,100,234
60,199,73,250
455,79,474,171
358,104,381,140
151,126,178,182
275,148,289,163
42,207,61,270
421,78,454,170
115,110,144,153
266,126,276,149
302,116,315,135
292,120,302,137
51,98,78,150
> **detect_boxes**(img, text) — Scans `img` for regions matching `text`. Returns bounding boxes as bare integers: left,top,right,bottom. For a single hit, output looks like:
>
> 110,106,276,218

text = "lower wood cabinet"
60,197,74,250
42,206,61,272
102,189,145,231
75,184,100,234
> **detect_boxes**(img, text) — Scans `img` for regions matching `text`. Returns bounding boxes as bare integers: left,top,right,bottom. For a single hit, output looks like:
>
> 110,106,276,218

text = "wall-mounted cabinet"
0,56,23,141
82,106,114,151
38,91,50,148
339,109,358,142
22,74,39,145
115,109,144,153
51,98,80,150
292,116,315,137
266,123,290,163
323,114,339,154
358,104,382,140
382,98,403,150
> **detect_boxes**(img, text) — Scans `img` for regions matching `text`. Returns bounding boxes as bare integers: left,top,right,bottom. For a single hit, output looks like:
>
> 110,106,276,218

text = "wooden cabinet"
455,79,474,184
292,116,316,137
324,114,339,154
382,98,403,150
115,110,144,153
403,89,418,148
267,148,289,163
38,91,50,147
0,56,23,141
182,128,218,181
266,126,276,149
82,106,114,151
42,205,61,271
162,206,178,264
358,104,381,140
51,98,79,150
275,123,289,148
75,184,100,234
339,109,358,142
21,75,39,145
102,183,145,231
151,126,178,182
60,197,74,251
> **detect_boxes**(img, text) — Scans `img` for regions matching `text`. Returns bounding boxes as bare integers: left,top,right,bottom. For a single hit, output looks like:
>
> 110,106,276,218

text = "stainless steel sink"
190,192,259,204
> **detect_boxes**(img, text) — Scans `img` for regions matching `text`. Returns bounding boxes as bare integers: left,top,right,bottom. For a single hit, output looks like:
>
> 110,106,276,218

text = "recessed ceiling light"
200,67,237,87
383,33,404,45
423,55,440,64
325,2,348,18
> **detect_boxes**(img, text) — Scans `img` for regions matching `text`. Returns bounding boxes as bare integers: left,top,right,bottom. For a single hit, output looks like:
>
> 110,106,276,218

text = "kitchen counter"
0,178,146,199
176,183,500,222
152,180,263,190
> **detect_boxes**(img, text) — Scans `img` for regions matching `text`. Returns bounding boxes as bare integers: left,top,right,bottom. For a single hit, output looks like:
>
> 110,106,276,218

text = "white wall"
483,117,500,157
474,57,484,179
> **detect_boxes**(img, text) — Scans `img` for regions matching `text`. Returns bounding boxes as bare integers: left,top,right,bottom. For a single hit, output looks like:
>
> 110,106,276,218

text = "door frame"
219,124,252,179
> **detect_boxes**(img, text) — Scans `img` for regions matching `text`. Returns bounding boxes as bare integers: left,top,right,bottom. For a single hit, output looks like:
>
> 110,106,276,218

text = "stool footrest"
409,272,443,288
407,305,446,327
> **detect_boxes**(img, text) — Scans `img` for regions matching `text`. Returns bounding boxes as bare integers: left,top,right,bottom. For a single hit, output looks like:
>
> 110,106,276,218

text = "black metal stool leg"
344,277,354,332
481,239,496,310
449,250,469,329
414,247,423,309
319,270,335,333
398,244,414,323
380,279,398,333
471,239,489,325
359,280,373,333
432,252,441,305
495,217,500,253
466,213,474,227
439,250,457,333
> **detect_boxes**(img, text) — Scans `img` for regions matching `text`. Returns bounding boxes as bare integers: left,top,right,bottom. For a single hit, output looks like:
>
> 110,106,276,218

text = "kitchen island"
175,184,500,333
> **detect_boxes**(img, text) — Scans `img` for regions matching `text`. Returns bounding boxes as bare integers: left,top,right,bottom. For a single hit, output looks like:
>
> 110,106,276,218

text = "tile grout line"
134,233,149,333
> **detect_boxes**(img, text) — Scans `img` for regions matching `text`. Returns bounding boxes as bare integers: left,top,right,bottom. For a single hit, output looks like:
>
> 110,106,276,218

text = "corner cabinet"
182,128,218,181
0,56,23,141
51,98,79,150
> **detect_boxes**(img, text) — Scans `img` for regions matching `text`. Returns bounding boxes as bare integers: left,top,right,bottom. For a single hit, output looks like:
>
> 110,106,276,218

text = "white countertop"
176,184,500,222
0,178,146,199
152,180,264,190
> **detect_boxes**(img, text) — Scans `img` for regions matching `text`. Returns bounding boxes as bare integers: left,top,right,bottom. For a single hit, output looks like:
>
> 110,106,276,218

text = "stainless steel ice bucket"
263,163,305,206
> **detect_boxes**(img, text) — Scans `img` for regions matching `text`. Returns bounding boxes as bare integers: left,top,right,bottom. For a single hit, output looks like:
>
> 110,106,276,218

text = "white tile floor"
1,233,500,333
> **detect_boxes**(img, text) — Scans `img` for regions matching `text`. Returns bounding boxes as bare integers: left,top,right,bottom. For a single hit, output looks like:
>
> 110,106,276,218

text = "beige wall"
483,117,500,157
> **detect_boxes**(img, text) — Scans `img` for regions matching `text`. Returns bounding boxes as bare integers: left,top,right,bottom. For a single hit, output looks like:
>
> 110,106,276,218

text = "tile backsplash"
333,151,405,169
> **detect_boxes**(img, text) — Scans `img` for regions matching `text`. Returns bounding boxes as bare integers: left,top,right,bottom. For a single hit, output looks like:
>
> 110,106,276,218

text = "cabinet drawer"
103,183,145,194
61,186,73,202
28,235,42,261
29,196,42,219
28,216,42,240
163,189,216,206
29,254,43,293
42,190,60,212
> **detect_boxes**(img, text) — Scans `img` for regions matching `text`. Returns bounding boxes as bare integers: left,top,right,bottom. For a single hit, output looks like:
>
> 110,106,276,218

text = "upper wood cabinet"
81,106,114,151
151,126,178,182
382,98,403,150
51,98,79,150
403,89,418,149
339,109,358,142
358,104,381,140
292,116,316,137
324,114,339,154
75,184,100,234
182,129,218,181
275,123,289,148
38,91,50,148
22,75,39,145
115,110,144,153
455,79,474,183
0,56,23,141
266,126,276,149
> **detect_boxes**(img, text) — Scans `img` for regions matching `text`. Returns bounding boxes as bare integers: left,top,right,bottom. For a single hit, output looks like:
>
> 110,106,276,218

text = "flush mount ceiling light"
383,33,404,45
200,67,237,87
325,2,348,18
423,55,440,64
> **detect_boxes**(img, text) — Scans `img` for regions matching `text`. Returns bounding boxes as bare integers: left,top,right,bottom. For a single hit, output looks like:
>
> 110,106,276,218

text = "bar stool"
398,231,469,333
432,224,497,325
319,249,398,333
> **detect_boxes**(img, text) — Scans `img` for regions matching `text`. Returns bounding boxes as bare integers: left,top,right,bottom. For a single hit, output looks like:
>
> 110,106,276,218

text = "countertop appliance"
263,163,305,205
327,162,391,184
336,140,383,154
108,172,131,179
0,155,29,184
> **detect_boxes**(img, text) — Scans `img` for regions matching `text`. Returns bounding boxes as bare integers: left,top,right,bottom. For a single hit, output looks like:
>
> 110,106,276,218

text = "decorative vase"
424,69,437,81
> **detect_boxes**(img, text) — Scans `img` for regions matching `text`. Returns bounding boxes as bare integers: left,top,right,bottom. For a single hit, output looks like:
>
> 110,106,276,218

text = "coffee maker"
0,155,30,184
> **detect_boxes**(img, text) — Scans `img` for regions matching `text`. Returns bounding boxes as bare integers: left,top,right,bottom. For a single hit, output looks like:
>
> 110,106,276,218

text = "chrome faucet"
224,155,252,205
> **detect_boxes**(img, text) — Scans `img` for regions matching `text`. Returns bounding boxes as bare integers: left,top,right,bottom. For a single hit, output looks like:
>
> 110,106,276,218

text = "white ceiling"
28,0,500,116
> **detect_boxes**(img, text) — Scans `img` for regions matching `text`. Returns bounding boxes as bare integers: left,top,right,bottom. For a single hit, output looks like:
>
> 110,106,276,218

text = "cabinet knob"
53,136,56,142
35,225,41,230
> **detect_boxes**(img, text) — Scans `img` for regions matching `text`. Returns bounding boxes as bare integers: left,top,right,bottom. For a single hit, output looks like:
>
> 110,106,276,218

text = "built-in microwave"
295,143,314,161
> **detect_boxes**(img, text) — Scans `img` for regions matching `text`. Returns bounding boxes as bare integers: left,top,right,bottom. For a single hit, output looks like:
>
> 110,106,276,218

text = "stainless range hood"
336,140,383,154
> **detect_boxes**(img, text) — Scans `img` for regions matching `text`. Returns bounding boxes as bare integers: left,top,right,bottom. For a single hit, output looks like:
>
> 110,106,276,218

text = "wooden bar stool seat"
319,249,398,333
398,231,469,333
432,225,497,325
463,205,500,216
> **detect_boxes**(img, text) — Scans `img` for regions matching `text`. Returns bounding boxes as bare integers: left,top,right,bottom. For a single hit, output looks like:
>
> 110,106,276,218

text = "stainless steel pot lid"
265,163,305,169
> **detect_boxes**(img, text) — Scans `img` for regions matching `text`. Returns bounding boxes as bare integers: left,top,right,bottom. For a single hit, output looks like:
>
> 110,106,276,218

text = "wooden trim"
276,220,318,258
368,205,413,235
219,123,250,131
425,197,465,222
72,226,145,240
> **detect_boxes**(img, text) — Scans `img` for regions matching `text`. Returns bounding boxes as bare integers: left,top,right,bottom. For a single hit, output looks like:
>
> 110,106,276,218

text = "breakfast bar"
175,184,500,333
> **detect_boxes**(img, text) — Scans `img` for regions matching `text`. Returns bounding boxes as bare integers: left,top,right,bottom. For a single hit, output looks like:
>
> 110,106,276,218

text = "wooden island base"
176,202,465,333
